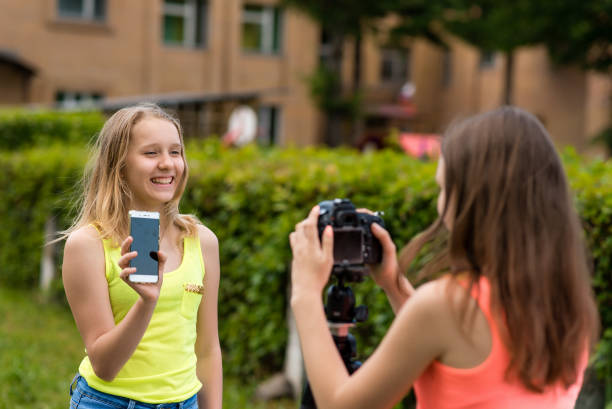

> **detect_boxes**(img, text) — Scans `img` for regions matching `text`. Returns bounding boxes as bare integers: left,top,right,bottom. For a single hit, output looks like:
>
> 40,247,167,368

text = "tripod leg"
300,381,317,409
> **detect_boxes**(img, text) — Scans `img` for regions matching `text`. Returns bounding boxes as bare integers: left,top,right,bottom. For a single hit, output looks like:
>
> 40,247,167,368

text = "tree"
280,1,389,145
282,0,445,146
434,0,552,105
544,0,612,155
543,0,612,72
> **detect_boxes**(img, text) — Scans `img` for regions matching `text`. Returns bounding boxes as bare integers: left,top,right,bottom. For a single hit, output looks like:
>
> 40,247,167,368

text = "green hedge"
0,110,104,150
0,142,610,402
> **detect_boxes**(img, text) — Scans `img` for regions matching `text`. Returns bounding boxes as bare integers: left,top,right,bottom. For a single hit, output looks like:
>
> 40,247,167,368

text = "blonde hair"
61,103,199,246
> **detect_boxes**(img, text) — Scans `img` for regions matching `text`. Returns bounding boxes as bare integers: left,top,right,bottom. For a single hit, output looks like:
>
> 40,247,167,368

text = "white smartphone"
128,210,160,283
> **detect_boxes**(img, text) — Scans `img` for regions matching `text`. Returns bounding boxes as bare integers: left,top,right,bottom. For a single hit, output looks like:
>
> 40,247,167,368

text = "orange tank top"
413,276,587,409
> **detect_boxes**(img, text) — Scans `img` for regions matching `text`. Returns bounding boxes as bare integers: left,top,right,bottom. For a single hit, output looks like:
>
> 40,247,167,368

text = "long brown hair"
60,103,199,245
399,106,599,391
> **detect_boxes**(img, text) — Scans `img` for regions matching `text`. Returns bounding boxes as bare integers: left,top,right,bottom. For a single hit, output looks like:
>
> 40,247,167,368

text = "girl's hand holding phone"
118,236,166,303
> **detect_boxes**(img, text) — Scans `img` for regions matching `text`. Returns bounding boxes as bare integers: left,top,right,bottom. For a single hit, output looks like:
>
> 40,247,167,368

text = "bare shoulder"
399,277,461,326
408,278,450,308
410,276,488,348
62,225,106,293
64,225,104,259
196,224,219,250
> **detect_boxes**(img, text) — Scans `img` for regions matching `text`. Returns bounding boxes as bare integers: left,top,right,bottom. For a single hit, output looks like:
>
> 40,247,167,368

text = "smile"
151,177,174,185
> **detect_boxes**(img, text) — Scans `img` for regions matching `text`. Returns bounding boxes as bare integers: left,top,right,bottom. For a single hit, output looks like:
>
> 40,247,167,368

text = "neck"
160,214,173,238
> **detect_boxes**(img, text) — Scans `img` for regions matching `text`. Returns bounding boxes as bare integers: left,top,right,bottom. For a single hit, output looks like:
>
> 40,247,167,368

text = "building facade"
0,0,321,145
340,29,610,154
0,0,609,152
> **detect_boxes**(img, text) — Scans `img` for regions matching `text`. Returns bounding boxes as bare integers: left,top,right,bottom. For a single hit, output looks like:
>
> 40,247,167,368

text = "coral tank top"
413,276,587,409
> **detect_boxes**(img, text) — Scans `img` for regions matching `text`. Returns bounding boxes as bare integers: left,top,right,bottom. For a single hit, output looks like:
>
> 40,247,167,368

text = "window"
442,50,452,87
242,5,283,54
57,0,106,21
257,106,281,145
319,28,333,64
380,48,410,84
479,51,497,69
55,91,103,109
163,0,207,48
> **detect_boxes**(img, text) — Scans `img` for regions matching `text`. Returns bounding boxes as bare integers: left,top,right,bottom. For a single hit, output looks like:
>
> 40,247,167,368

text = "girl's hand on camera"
369,223,401,290
289,205,334,301
370,224,414,309
118,236,166,304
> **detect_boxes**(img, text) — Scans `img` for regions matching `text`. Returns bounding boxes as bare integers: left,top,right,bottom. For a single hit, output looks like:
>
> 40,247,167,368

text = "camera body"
317,198,384,275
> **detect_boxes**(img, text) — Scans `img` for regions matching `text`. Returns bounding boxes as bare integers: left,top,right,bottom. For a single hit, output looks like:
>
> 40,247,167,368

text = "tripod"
300,270,368,409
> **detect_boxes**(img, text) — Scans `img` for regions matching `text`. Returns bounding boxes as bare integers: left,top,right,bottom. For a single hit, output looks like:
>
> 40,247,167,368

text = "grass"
0,286,295,409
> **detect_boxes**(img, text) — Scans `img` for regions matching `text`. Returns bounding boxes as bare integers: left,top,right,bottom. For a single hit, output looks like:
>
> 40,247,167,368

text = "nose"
158,152,172,169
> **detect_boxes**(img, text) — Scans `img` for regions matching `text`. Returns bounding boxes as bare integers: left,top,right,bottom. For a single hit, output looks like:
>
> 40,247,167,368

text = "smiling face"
124,116,185,212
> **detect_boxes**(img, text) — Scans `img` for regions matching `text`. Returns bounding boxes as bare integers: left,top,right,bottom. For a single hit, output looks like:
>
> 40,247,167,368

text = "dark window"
58,0,106,21
380,48,410,84
442,50,452,88
257,106,281,145
162,0,207,48
242,5,283,54
479,51,496,69
55,90,103,109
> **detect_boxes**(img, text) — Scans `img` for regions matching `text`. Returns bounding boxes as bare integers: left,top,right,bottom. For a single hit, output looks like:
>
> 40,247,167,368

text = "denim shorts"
69,374,198,409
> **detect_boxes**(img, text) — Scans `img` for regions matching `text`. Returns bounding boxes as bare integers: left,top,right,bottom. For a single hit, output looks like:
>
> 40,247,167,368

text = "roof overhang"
0,50,36,76
101,90,264,111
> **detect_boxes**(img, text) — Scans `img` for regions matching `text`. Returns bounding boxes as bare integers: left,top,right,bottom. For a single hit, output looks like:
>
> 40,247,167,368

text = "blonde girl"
290,106,598,409
62,103,222,409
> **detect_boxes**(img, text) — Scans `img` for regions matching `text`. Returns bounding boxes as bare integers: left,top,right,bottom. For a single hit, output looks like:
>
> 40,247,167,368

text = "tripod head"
325,268,368,326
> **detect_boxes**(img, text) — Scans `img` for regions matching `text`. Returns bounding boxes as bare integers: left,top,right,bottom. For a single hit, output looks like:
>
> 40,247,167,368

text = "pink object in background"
399,133,441,159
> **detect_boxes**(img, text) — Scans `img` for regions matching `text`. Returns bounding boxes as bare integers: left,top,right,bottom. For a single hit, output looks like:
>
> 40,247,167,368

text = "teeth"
152,177,173,185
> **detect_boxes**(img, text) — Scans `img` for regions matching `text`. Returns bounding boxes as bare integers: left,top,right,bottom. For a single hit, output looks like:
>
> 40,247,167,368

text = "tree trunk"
351,29,365,146
324,30,346,147
503,50,515,105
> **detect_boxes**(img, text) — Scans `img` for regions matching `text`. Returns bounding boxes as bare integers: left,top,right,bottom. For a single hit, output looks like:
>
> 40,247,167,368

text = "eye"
144,151,157,156
171,150,182,156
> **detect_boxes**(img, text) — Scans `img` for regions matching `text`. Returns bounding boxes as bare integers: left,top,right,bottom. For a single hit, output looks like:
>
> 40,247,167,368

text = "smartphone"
128,210,160,283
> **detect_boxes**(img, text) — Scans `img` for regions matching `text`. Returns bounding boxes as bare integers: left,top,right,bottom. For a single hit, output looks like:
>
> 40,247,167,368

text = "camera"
317,198,384,277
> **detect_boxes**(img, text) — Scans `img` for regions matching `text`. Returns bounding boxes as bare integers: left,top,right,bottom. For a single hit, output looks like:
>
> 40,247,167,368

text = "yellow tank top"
79,234,205,403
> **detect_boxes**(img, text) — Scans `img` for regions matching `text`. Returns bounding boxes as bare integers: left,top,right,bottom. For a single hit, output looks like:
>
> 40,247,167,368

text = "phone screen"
128,210,160,283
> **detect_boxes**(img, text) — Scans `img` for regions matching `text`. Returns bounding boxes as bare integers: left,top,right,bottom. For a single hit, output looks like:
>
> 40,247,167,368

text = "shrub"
0,109,104,150
0,141,610,403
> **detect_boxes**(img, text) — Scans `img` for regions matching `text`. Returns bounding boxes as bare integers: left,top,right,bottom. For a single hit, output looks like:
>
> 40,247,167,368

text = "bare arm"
290,207,448,409
195,225,223,409
292,283,447,409
62,226,165,381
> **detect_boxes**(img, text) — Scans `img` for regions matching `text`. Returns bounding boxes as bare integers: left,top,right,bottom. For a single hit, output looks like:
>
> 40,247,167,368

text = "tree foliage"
281,0,392,36
542,0,612,72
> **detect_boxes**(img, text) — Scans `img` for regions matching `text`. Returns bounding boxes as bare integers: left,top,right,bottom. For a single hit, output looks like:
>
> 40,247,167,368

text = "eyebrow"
140,142,183,149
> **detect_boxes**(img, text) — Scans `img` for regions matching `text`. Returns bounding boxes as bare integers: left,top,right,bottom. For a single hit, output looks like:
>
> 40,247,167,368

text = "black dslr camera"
317,199,384,279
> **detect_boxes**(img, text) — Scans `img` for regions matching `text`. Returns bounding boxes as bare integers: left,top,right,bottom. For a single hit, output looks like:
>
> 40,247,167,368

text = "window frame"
257,105,282,145
55,90,103,109
57,0,106,22
479,51,497,70
380,47,410,85
162,0,207,49
242,5,283,55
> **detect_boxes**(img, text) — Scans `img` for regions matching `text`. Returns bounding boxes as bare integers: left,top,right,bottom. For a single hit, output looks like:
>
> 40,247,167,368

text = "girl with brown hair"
289,106,599,408
62,103,222,409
